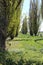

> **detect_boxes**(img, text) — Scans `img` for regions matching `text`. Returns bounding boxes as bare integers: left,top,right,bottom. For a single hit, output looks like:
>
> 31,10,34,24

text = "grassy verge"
5,33,43,65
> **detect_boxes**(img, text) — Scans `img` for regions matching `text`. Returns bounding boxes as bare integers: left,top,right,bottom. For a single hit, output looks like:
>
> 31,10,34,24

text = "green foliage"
0,0,23,64
0,0,23,39
0,49,5,64
21,16,27,34
6,33,43,64
5,50,43,65
0,33,42,65
6,58,16,65
6,0,22,38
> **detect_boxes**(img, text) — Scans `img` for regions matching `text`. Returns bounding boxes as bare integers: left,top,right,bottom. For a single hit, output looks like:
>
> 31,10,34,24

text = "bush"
5,51,43,65
6,58,17,65
0,48,6,64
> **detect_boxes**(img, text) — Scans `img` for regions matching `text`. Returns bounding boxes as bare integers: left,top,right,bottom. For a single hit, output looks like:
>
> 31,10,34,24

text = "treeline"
21,0,43,36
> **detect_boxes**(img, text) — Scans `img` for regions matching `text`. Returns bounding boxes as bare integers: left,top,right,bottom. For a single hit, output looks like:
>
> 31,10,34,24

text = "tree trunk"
35,33,37,36
30,30,33,36
0,32,6,65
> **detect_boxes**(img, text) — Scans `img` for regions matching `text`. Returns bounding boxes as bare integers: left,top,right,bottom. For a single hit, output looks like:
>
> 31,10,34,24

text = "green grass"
6,33,43,63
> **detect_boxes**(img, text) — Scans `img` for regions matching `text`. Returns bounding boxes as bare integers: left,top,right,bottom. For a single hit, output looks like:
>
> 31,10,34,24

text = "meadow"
5,33,43,65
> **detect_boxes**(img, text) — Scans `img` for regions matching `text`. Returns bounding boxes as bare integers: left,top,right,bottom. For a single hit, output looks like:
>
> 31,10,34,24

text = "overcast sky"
21,0,43,31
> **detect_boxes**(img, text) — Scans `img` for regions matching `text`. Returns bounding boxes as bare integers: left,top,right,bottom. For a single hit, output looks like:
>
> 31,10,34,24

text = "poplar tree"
0,0,23,64
29,0,40,36
22,16,27,34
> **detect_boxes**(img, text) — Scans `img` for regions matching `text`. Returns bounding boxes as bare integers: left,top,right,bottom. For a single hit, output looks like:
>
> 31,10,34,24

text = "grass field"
6,33,43,65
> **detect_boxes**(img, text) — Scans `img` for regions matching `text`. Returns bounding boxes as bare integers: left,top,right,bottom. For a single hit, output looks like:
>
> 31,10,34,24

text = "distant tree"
29,0,40,36
21,16,27,34
29,0,33,36
41,0,43,18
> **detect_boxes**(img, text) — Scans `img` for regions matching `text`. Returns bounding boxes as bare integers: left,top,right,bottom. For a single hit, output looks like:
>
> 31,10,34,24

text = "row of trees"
0,0,43,64
22,0,43,36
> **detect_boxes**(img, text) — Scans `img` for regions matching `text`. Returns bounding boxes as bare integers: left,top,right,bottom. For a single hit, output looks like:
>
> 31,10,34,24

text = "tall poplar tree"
29,0,40,36
0,0,23,64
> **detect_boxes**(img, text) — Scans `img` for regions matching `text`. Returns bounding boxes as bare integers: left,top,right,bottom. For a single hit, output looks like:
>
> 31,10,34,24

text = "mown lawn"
6,33,43,64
